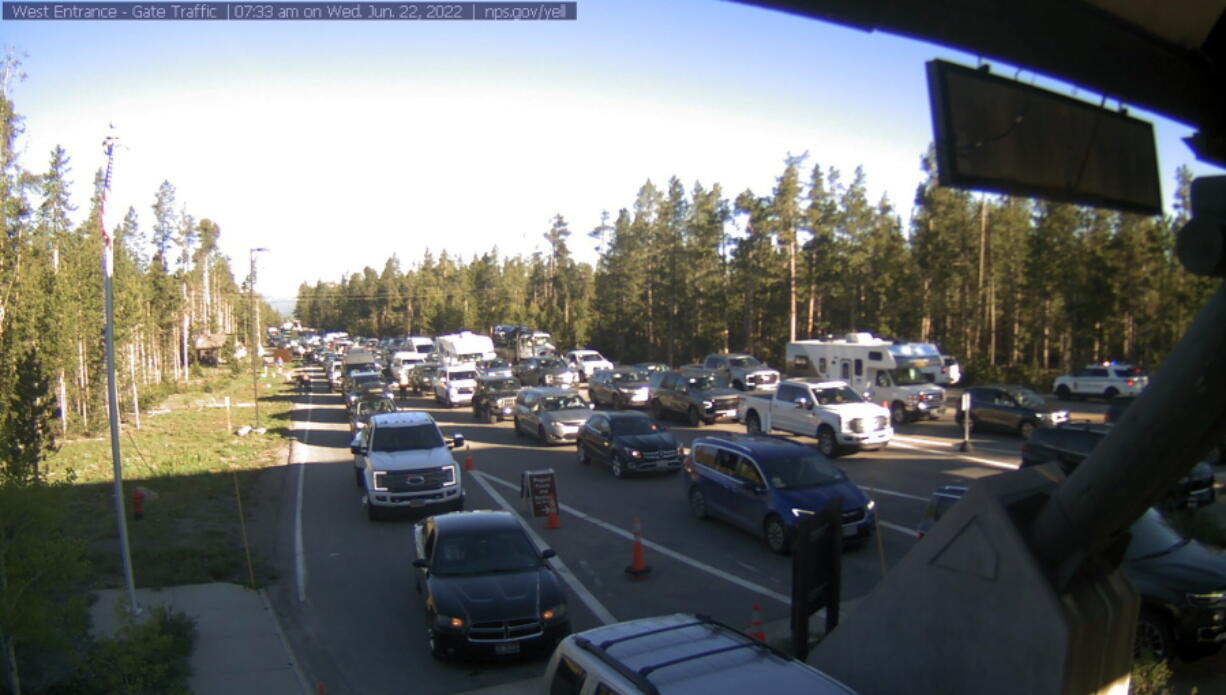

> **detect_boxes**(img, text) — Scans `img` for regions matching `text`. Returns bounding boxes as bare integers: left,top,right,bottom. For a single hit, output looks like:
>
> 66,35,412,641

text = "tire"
1018,420,1037,440
890,402,907,426
732,379,745,391
1055,385,1071,401
764,515,790,554
1135,610,1175,661
1104,387,1119,400
576,444,591,465
428,630,449,661
355,467,364,488
610,457,625,479
513,417,525,437
486,409,497,425
687,406,702,427
817,426,838,457
745,411,762,435
688,487,708,519
537,426,549,445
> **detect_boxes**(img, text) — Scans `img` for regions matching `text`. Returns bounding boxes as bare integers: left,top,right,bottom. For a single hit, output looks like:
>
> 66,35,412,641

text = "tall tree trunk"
77,339,88,431
57,372,68,436
788,237,797,342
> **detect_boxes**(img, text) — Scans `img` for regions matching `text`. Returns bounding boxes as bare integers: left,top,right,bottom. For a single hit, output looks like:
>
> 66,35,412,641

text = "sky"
4,0,1222,311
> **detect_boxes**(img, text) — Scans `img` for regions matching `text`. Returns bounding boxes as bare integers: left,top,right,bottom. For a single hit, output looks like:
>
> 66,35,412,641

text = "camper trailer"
785,333,946,425
435,331,496,365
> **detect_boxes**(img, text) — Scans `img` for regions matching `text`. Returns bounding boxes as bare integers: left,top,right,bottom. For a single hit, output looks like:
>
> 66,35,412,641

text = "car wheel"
1018,420,1037,440
688,487,708,519
817,426,838,457
687,406,702,427
611,457,625,479
576,444,590,465
890,402,907,426
732,379,745,391
1105,387,1119,400
428,630,449,661
613,395,624,410
1055,385,1071,401
354,467,364,488
487,409,497,424
745,411,762,435
1135,610,1175,661
513,417,524,437
764,515,790,554
537,426,549,445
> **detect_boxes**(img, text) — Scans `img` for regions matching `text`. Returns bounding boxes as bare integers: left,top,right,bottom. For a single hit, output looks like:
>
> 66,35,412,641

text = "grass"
45,365,295,590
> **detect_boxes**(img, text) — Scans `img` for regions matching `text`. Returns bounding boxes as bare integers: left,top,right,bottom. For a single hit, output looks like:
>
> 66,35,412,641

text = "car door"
726,455,769,532
590,371,610,406
773,383,807,433
691,444,731,520
585,415,614,466
515,391,538,433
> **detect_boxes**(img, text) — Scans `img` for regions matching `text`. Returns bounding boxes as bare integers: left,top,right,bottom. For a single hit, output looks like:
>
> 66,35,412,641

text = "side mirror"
793,397,810,410
451,433,465,449
540,549,557,560
350,444,367,455
589,402,596,410
412,558,428,569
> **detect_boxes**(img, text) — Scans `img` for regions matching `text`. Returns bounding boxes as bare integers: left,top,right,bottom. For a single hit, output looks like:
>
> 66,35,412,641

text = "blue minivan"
682,434,875,553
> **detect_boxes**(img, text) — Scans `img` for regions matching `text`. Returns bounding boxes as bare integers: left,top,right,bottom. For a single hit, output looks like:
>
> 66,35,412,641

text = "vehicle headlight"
907,394,920,403
544,374,557,383
702,400,713,409
676,445,685,457
849,418,865,433
542,603,568,622
792,508,814,517
372,471,388,491
628,449,642,459
866,499,876,511
551,421,567,434
435,614,465,630
355,422,366,429
1187,591,1226,606
442,465,457,485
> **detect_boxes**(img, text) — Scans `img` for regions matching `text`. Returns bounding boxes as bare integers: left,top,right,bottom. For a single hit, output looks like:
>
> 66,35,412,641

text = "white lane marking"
860,486,929,502
478,472,793,606
892,434,1021,458
470,471,618,625
889,440,1020,470
878,520,917,537
293,379,313,603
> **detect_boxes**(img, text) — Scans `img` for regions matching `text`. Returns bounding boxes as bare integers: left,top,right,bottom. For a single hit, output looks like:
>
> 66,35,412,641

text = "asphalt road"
266,372,1093,694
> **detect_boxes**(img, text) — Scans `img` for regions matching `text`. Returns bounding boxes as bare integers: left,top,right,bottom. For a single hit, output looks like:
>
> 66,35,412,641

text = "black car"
587,367,651,410
916,488,1226,661
648,369,741,426
954,384,1070,438
1020,423,1216,509
513,356,578,388
409,363,442,396
412,511,571,660
575,411,683,478
471,376,521,423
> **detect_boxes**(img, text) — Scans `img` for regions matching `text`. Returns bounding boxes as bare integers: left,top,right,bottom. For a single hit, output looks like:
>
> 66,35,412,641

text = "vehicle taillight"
916,531,925,539
1125,379,1135,386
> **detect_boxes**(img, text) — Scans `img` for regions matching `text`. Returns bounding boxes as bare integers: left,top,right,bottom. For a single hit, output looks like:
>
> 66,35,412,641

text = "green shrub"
71,605,196,695
1129,654,1175,695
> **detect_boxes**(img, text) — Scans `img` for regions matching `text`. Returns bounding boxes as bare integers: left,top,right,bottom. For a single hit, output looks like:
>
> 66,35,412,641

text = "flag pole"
101,132,139,615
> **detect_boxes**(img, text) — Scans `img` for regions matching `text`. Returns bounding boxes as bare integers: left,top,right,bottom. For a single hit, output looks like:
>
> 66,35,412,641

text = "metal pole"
101,134,139,615
249,248,268,429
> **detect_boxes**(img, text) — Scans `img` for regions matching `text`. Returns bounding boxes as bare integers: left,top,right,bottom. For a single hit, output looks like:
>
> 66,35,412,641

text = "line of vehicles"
290,326,1224,678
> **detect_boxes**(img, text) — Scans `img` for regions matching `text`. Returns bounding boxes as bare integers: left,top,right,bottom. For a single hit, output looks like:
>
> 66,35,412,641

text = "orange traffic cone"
624,516,651,579
464,445,474,471
748,603,766,641
546,506,562,529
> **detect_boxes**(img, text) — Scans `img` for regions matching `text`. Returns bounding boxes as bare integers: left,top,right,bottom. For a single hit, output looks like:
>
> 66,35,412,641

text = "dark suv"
471,375,521,423
1020,423,1215,509
916,486,1226,661
954,384,1070,439
575,411,683,478
648,369,741,427
681,433,875,553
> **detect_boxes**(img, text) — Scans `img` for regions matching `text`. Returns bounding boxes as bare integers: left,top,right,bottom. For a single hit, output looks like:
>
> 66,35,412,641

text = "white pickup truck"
737,378,893,457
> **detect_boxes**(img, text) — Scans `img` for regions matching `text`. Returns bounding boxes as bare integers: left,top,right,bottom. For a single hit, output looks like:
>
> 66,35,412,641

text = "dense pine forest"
296,154,1214,386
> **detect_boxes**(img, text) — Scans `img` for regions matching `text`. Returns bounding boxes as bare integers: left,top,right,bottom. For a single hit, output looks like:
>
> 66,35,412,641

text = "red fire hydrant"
132,487,145,521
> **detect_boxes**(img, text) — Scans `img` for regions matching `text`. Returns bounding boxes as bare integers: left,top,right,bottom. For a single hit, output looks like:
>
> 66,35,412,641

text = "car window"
815,386,863,404
593,684,622,695
542,395,586,411
728,356,761,368
759,453,846,489
777,384,801,402
432,529,541,575
581,353,603,361
370,424,444,452
692,444,717,468
549,655,586,695
611,418,660,436
733,459,764,486
591,417,611,436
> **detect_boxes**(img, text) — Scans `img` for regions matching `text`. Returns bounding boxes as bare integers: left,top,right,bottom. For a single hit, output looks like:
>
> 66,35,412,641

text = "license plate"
409,499,426,508
494,642,520,655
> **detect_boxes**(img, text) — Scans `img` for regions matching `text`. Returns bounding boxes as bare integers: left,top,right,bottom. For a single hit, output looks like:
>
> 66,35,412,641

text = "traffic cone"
624,516,651,579
748,603,766,641
546,505,562,529
464,445,474,471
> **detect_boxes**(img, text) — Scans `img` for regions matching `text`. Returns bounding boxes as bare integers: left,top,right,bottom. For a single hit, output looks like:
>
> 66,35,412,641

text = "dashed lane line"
861,486,929,502
878,520,917,537
469,471,618,625
888,439,1020,470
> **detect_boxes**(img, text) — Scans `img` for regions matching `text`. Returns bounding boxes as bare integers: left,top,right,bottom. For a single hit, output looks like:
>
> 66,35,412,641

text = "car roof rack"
573,615,787,695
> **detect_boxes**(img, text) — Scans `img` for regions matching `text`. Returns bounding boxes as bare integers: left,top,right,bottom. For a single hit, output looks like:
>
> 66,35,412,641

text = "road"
265,372,1103,694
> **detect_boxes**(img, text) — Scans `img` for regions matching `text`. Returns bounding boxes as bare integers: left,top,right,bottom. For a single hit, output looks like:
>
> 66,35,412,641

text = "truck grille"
377,467,450,492
920,391,944,404
468,617,543,642
711,396,739,411
497,397,516,408
750,373,777,385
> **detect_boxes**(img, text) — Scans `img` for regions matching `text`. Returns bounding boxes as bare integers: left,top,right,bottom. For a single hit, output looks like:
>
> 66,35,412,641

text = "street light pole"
249,248,268,429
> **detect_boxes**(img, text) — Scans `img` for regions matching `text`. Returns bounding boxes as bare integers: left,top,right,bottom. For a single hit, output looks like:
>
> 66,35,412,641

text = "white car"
565,349,614,381
433,364,479,407
350,411,464,520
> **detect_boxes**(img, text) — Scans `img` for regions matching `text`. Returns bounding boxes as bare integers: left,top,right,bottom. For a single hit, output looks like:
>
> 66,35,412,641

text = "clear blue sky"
5,0,1220,306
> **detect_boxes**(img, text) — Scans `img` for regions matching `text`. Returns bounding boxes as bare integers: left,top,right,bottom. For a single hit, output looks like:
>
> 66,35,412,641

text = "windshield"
542,395,587,411
371,424,445,452
611,418,661,436
358,399,397,417
1124,509,1189,560
611,369,646,383
532,335,552,346
760,454,847,489
538,357,566,370
447,370,478,381
480,359,509,369
431,529,541,575
489,378,520,391
687,374,725,390
353,374,382,386
580,353,604,361
417,367,439,377
728,356,761,368
890,367,929,386
815,386,864,405
459,352,484,362
1007,388,1046,408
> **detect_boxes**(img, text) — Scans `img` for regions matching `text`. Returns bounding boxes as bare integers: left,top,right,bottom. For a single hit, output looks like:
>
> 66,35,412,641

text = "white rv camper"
435,331,496,365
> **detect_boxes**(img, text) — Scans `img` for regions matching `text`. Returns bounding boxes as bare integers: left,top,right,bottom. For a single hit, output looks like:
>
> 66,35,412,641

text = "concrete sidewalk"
92,582,310,695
